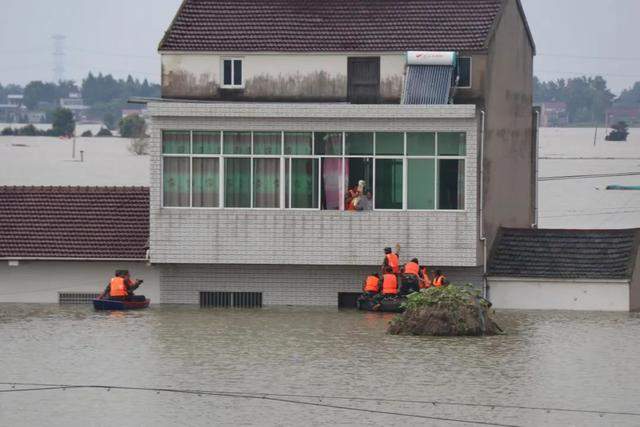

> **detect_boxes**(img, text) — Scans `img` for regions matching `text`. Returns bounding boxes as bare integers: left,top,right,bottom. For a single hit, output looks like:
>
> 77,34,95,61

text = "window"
456,57,472,88
347,57,380,104
222,58,243,88
161,130,467,211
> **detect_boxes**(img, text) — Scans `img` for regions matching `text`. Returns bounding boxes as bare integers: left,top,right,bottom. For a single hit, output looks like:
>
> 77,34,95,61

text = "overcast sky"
1,0,638,94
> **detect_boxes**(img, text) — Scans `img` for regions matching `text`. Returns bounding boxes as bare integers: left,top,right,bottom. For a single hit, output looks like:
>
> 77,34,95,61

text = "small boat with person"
93,269,150,311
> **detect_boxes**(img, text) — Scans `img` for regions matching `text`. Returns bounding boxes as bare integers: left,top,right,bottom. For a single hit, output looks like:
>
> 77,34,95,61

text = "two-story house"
143,0,537,306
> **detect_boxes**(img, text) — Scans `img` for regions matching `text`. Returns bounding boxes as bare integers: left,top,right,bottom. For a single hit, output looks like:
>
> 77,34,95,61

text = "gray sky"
1,0,639,94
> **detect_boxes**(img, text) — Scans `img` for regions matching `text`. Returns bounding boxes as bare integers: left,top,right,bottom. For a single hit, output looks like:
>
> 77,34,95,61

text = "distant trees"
51,108,75,137
534,76,615,125
119,114,147,138
23,80,79,110
82,73,159,122
96,128,113,137
102,112,117,130
616,82,640,107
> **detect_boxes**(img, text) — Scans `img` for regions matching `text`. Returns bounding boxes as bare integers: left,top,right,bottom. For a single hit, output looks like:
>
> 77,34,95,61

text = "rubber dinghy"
357,295,406,313
93,295,150,310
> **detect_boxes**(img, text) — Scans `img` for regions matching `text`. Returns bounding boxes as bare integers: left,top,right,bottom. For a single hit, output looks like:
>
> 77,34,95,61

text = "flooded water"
1,305,639,426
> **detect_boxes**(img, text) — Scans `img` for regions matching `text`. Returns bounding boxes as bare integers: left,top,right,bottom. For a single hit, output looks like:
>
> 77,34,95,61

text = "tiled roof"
488,228,640,280
0,187,149,260
159,0,504,52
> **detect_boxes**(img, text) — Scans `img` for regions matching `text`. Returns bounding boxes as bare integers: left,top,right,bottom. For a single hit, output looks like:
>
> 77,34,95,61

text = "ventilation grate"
338,292,362,309
59,292,101,305
200,292,263,308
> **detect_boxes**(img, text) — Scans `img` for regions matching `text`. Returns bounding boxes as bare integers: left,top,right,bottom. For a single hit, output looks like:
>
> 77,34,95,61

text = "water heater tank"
406,51,457,66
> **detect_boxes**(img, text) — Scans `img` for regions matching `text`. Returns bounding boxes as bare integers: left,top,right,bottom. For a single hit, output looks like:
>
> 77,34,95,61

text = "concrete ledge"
147,100,477,120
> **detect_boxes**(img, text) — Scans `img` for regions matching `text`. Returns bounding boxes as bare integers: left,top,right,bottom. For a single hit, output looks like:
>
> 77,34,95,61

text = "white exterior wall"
489,277,630,312
0,261,160,304
148,102,479,267
162,52,406,100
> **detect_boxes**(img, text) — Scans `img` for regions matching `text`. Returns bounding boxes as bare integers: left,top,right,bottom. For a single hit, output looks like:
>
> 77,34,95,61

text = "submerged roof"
159,0,507,52
488,228,640,280
0,187,149,260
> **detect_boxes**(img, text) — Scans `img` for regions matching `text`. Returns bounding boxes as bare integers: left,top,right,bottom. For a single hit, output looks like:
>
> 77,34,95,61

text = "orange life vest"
433,275,446,287
404,262,419,276
386,253,400,274
364,276,380,293
382,274,398,295
109,277,128,297
420,267,432,289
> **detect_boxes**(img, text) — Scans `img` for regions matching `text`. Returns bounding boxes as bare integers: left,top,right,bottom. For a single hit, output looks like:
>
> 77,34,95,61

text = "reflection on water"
1,305,639,426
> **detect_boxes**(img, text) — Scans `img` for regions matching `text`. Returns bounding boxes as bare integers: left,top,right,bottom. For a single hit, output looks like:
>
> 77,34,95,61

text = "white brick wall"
160,264,483,306
148,102,479,267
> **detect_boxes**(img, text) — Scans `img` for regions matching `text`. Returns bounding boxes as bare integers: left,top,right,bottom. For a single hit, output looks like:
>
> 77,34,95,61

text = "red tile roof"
159,0,504,52
0,187,149,260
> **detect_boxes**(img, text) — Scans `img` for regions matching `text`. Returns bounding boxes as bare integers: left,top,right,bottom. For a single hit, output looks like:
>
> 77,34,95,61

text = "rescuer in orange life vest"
400,258,421,295
373,267,399,309
432,270,449,288
104,270,143,300
362,273,380,296
382,247,400,274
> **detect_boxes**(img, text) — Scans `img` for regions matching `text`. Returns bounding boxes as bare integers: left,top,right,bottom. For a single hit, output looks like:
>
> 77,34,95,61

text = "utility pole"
52,34,66,82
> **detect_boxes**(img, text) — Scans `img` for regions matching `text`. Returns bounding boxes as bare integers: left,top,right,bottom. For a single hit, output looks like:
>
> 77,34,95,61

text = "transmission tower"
52,34,66,82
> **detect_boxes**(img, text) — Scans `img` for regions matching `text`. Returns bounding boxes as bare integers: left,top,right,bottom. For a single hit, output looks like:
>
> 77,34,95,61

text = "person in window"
382,247,400,274
356,191,373,211
432,270,449,287
345,185,359,211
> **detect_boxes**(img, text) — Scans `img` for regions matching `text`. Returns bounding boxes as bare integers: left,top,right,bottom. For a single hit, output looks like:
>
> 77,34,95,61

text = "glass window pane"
345,132,373,155
345,158,373,211
314,132,343,155
224,158,251,207
408,159,435,210
233,60,242,86
253,158,280,208
376,132,404,155
223,60,232,86
253,132,282,155
438,159,465,210
407,132,435,156
321,158,344,210
287,158,319,209
223,131,251,155
438,132,466,156
375,159,403,210
192,158,219,207
284,132,312,155
163,157,190,207
457,57,471,87
162,131,190,154
192,131,220,155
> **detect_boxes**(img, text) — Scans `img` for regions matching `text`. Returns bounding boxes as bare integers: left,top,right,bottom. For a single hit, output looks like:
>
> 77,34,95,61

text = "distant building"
607,106,640,126
537,102,568,127
0,95,26,123
122,108,149,119
60,93,89,121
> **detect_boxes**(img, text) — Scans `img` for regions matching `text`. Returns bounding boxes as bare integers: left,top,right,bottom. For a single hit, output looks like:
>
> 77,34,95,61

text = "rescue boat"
356,294,406,313
93,295,150,310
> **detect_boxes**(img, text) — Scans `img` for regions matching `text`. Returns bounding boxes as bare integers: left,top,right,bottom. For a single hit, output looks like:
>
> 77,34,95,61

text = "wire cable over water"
3,382,640,421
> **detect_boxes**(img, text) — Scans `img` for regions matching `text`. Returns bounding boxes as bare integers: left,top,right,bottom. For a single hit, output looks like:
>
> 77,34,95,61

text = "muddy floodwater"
1,305,639,426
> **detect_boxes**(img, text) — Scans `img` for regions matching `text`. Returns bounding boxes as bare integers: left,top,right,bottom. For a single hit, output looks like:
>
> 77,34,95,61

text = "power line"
0,383,518,427
2,382,640,420
538,53,640,62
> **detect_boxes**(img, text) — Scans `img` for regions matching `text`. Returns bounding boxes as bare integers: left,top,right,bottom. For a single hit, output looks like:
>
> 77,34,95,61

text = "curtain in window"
287,159,318,209
284,132,312,155
223,131,251,155
163,157,190,207
192,158,219,207
163,131,190,154
375,159,403,209
254,132,282,155
408,159,435,209
225,158,251,207
321,158,343,210
253,158,280,208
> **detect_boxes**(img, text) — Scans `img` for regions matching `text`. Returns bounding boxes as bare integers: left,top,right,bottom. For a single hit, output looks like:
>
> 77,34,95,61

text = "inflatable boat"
357,294,406,313
93,295,150,310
